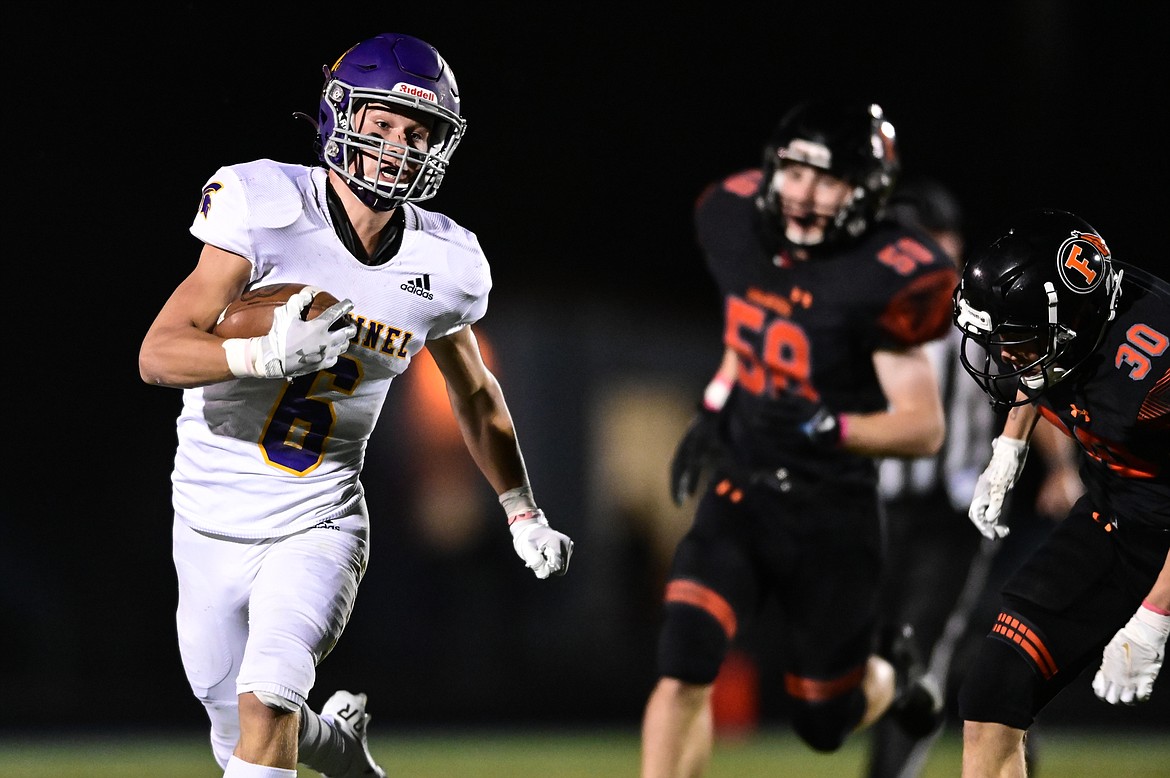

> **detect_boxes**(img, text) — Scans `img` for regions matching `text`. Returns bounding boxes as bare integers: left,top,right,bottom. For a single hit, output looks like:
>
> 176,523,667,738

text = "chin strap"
1107,267,1124,321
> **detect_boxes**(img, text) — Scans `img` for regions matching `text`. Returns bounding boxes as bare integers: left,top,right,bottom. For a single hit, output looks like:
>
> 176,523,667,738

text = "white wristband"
499,485,538,520
996,435,1028,453
703,375,733,412
223,338,258,378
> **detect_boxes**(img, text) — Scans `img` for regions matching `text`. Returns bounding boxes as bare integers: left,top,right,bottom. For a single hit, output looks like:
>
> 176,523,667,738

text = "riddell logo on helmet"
393,83,437,102
1057,232,1109,293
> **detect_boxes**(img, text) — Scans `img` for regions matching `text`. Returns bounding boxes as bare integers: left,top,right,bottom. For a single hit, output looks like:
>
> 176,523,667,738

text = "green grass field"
2,727,1166,777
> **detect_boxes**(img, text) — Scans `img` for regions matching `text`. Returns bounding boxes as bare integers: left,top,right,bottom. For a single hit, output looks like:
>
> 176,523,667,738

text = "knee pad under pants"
656,601,730,684
958,634,1039,730
790,687,866,753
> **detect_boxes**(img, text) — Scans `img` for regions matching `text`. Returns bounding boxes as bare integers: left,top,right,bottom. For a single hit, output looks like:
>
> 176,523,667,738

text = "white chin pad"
785,223,824,246
1020,373,1045,390
1021,365,1066,390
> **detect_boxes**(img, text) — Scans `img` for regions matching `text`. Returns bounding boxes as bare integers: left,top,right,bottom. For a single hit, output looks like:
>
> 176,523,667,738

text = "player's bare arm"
1001,394,1041,442
427,325,529,495
429,324,574,579
1029,414,1083,520
842,345,944,458
1147,550,1170,613
139,244,253,388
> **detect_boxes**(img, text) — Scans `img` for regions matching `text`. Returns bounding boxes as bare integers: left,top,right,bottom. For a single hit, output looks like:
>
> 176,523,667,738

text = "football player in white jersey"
139,32,573,778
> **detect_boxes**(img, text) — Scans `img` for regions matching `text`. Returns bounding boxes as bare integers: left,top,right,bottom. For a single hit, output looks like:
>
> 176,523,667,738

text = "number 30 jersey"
1034,263,1170,530
172,159,491,539
696,169,957,485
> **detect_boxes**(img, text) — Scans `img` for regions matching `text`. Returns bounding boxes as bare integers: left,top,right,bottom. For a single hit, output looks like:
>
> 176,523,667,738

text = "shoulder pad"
231,159,306,229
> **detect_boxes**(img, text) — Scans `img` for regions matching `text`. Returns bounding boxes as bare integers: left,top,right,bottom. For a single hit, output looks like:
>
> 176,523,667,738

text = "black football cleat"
884,623,945,738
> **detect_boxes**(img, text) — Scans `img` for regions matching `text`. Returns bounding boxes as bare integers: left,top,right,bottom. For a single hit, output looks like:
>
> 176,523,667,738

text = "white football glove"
224,287,356,379
1092,605,1170,705
509,510,574,579
968,435,1029,540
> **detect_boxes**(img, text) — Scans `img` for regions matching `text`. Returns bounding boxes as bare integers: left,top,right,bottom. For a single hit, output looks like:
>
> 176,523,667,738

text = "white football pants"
172,503,369,767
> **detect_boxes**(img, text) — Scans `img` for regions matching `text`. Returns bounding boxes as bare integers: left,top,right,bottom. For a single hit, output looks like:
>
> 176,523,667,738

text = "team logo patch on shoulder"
1056,230,1110,294
199,182,223,218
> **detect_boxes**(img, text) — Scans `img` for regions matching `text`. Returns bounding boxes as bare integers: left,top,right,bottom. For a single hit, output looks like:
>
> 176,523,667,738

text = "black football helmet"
757,101,899,248
953,209,1123,407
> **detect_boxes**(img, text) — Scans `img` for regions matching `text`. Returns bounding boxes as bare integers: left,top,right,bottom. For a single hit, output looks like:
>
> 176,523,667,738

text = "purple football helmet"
317,33,466,211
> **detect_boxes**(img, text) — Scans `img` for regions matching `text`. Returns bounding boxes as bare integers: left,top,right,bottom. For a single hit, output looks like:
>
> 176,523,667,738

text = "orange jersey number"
725,296,818,403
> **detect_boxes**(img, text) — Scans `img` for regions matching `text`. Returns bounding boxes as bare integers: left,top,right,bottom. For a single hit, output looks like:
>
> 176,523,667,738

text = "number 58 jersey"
695,168,957,483
171,159,491,539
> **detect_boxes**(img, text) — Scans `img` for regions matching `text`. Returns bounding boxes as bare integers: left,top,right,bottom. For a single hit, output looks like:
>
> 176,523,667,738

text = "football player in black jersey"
864,181,1083,778
953,209,1170,777
640,101,958,777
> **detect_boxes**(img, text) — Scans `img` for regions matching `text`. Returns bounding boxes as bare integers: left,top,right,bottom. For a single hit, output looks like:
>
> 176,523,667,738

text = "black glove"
799,405,842,448
669,406,725,506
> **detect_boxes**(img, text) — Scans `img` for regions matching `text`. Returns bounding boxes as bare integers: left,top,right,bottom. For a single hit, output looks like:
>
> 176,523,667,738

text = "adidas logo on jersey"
401,274,433,300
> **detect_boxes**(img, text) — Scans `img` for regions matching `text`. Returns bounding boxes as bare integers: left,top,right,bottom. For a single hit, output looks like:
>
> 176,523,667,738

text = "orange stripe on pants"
993,611,1058,679
664,579,738,639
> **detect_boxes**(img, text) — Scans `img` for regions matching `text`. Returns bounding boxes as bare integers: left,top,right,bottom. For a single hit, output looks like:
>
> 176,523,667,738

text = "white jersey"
172,158,491,538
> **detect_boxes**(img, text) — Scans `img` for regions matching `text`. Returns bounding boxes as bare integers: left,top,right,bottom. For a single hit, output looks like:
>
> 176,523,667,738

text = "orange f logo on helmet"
1058,231,1109,292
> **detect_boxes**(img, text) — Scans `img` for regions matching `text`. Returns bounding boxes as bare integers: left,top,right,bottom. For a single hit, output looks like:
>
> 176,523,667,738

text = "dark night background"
7,0,1168,742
